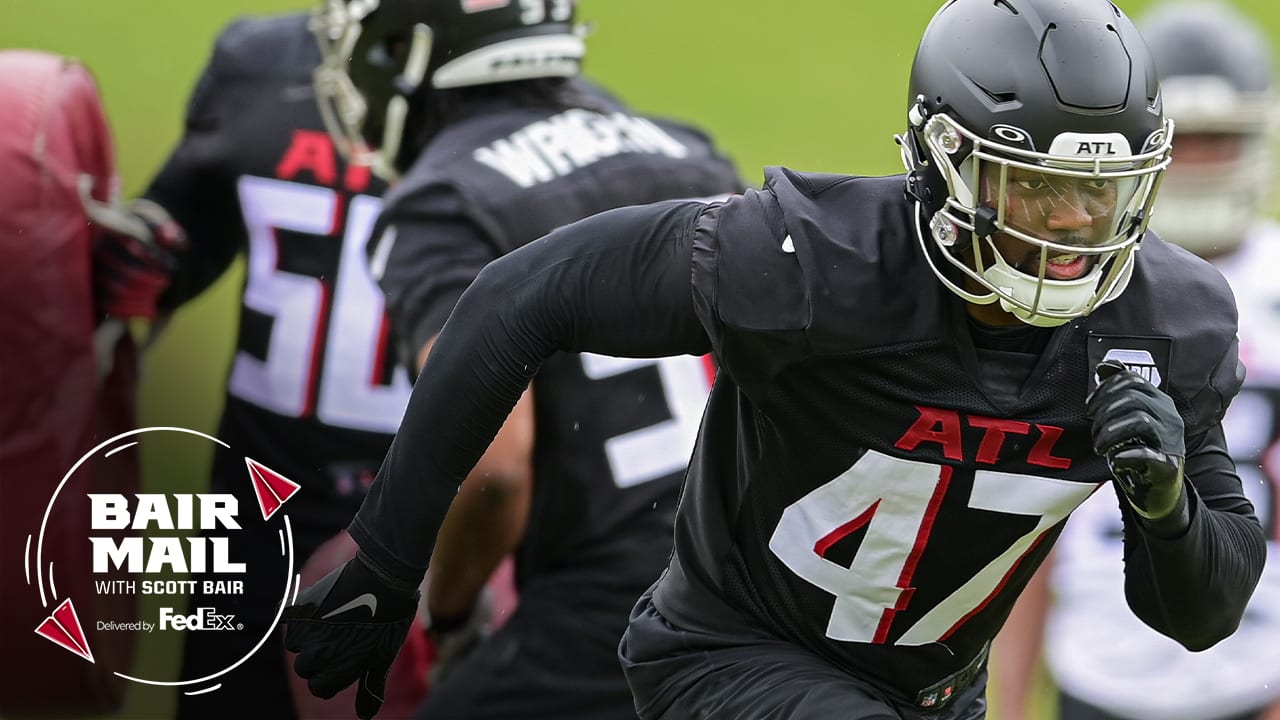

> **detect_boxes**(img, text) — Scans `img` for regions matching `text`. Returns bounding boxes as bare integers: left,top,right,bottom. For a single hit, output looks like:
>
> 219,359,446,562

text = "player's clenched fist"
1087,360,1187,521
282,556,419,719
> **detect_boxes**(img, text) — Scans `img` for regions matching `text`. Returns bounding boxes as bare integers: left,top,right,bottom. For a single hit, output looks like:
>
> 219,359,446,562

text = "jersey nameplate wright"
473,109,691,188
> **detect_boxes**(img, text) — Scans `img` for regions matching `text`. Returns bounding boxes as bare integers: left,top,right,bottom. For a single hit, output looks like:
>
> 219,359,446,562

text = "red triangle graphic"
245,457,300,521
35,599,94,663
52,598,90,656
249,464,283,520
251,458,301,503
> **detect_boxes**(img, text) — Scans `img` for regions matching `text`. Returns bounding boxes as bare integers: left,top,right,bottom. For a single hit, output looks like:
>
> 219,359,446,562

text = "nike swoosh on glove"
283,555,420,719
1086,360,1187,521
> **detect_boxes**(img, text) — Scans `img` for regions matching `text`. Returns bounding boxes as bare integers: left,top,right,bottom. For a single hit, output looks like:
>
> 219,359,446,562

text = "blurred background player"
85,8,456,719
0,48,150,720
295,0,743,717
995,3,1280,719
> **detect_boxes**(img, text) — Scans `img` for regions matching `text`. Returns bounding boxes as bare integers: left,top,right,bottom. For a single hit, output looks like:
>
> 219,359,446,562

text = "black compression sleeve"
349,200,712,587
1121,423,1267,650
144,38,242,311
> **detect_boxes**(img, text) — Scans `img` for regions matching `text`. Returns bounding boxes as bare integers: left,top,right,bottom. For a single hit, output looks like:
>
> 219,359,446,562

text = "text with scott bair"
94,579,245,595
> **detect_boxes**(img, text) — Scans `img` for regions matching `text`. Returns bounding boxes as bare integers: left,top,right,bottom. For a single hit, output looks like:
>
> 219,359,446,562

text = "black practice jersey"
144,14,406,549
351,169,1265,703
659,168,1261,700
369,81,742,586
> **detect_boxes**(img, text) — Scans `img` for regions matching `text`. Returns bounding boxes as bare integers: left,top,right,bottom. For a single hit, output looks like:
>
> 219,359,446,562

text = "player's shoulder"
1095,232,1243,428
420,77,731,179
206,13,315,84
425,78,623,156
1127,230,1237,326
701,167,930,341
760,166,918,271
693,180,805,332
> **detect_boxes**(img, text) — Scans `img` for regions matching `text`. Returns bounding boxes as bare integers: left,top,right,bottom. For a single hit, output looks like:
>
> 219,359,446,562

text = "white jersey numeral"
770,450,1096,645
580,353,711,488
229,176,411,433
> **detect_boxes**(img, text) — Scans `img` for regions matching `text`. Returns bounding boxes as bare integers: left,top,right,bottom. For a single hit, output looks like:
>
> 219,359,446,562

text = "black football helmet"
311,0,584,179
898,0,1173,327
1140,1,1275,255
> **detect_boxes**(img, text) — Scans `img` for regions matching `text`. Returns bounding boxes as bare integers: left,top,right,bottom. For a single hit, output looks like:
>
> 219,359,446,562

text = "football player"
99,10,429,720
289,1,742,718
996,3,1280,720
282,1,1267,718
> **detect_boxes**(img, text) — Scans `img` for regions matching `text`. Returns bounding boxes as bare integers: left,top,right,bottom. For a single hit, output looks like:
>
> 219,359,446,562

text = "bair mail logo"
21,427,304,697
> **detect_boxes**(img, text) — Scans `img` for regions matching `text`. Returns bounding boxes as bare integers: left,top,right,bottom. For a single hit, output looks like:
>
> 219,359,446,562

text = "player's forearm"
426,386,533,619
1122,485,1265,650
427,468,530,620
143,170,240,311
349,201,711,588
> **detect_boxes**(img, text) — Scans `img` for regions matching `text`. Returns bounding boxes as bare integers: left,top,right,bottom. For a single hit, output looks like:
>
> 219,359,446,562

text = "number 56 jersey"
654,167,1258,703
142,14,405,554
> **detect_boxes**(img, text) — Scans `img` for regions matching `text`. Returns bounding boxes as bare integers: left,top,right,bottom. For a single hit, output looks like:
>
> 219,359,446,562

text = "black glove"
283,555,420,719
425,586,494,688
1086,360,1186,521
82,183,186,321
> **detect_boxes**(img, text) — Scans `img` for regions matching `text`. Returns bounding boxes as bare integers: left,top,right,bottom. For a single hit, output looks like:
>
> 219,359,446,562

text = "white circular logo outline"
31,426,299,690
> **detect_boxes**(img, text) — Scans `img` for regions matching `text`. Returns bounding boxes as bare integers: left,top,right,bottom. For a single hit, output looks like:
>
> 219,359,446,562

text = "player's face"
977,166,1121,281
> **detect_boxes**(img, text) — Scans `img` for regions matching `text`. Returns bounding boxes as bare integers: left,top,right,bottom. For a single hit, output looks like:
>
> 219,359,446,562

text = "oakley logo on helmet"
991,124,1031,147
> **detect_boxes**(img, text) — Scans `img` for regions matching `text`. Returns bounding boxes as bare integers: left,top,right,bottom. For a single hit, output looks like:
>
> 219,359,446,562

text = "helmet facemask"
311,0,433,182
903,104,1173,327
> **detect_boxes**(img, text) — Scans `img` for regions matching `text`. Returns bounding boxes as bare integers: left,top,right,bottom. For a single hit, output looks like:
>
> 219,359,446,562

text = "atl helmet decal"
24,426,302,695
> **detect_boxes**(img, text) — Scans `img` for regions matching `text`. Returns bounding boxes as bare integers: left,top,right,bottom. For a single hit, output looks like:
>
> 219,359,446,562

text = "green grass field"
4,1,1279,718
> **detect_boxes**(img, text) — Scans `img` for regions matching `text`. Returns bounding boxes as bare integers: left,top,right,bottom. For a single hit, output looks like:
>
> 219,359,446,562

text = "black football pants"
620,591,988,720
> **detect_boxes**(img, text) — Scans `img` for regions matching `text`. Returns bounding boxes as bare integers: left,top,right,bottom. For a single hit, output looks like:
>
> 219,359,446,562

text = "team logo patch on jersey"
1087,334,1173,392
